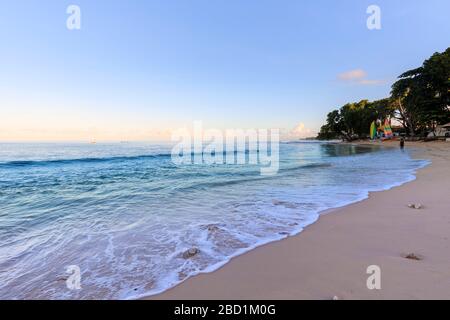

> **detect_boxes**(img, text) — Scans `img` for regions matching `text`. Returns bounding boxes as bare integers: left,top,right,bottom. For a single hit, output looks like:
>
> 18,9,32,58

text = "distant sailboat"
370,121,377,140
384,119,393,139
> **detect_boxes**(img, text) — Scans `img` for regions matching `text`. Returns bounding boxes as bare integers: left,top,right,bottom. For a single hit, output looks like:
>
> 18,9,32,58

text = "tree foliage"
391,48,450,136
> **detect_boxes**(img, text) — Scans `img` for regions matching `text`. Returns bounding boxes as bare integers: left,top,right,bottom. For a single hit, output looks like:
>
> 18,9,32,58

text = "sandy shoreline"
149,141,450,300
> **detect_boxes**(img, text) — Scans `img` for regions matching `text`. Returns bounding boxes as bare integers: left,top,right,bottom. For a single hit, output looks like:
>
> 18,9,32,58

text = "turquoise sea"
0,142,428,299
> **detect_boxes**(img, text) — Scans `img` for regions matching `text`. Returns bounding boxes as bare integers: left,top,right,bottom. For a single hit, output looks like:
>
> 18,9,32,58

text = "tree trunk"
398,98,415,136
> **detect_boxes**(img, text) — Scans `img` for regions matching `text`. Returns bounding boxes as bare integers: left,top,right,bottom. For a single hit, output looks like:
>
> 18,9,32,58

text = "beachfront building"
427,123,450,138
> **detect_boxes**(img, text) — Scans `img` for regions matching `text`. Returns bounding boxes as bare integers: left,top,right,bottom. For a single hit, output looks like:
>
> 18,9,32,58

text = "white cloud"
283,122,314,140
358,79,385,85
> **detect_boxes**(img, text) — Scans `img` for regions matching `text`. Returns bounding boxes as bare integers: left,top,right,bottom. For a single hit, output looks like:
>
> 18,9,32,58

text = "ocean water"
0,142,428,299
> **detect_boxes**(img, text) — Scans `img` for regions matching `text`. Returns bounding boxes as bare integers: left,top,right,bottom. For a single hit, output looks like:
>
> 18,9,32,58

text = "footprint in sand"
403,253,423,261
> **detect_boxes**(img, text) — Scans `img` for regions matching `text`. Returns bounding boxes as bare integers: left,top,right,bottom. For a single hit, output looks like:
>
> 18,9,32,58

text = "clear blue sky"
1,0,449,141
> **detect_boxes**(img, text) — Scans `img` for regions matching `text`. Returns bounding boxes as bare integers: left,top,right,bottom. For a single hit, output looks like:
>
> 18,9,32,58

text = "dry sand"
150,141,450,300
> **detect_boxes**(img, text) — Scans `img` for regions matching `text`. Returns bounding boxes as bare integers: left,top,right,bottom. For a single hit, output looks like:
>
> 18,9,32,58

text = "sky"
0,0,449,142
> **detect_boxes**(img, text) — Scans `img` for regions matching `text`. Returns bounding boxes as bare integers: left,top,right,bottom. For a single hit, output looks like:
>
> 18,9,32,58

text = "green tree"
317,110,345,140
391,47,450,136
317,99,394,141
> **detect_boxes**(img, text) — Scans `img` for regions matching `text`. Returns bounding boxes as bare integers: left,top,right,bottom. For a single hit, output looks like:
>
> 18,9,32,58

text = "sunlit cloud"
338,69,367,81
338,69,385,85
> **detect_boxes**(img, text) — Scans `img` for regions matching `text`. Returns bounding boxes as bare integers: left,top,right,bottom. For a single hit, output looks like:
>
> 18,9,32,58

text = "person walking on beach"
400,137,405,149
